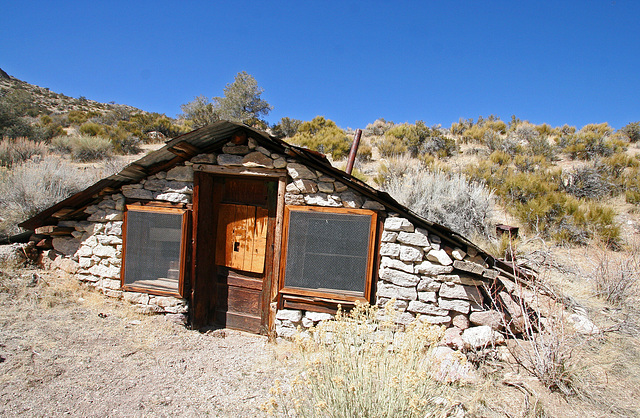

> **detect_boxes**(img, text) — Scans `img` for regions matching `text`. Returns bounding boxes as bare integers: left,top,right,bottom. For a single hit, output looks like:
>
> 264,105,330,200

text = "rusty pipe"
345,128,362,175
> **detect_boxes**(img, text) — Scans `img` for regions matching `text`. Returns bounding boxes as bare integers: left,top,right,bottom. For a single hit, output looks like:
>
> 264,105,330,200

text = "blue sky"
2,1,639,130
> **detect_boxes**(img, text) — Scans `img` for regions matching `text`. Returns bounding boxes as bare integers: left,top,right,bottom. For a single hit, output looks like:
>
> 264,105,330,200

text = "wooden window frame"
121,204,190,298
278,205,377,304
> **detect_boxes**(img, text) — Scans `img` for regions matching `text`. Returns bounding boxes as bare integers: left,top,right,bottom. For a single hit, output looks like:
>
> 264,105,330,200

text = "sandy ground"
0,268,293,417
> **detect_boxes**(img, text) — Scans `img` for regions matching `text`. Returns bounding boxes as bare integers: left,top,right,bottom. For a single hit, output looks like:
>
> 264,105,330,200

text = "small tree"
213,71,272,125
179,95,219,129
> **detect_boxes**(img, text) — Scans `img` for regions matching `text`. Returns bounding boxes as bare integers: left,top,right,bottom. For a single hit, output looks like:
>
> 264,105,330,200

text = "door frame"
191,164,287,334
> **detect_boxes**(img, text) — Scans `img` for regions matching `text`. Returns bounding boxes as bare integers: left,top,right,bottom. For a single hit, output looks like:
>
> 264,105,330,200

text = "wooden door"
192,173,277,333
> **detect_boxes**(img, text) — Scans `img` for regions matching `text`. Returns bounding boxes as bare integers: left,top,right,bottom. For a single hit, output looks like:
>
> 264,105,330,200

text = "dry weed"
589,239,640,305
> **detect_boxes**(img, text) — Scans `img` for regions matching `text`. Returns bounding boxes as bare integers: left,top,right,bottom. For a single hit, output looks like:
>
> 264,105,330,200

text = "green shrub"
110,134,141,155
289,116,351,159
67,135,112,162
79,122,105,137
564,123,626,160
67,110,90,125
271,117,302,138
365,118,395,136
620,121,640,143
375,135,407,157
513,154,548,173
489,150,512,166
382,121,453,157
0,137,48,167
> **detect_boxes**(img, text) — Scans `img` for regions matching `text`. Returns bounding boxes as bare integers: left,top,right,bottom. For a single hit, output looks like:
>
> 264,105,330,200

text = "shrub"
489,150,511,166
564,123,626,160
382,121,454,158
79,122,105,137
375,135,407,157
271,117,302,138
590,242,639,304
67,135,113,161
380,156,495,238
0,156,98,236
66,110,91,125
289,116,351,159
365,118,395,136
483,130,521,155
263,302,450,417
0,137,48,167
562,166,613,199
619,121,640,143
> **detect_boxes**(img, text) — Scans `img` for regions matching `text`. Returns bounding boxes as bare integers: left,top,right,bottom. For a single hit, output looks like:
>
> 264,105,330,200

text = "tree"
289,116,351,159
179,95,218,129
213,71,272,125
179,71,272,128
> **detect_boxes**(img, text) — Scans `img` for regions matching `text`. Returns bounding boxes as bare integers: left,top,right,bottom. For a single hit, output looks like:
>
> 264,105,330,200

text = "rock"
452,248,466,261
105,222,123,236
439,283,484,304
217,154,244,166
362,200,385,211
122,187,154,200
164,313,187,326
443,327,465,350
136,304,163,315
53,258,79,274
340,191,363,208
123,292,150,305
276,309,303,323
430,346,476,383
222,144,250,155
334,182,348,192
469,310,505,330
153,296,184,308
377,298,409,311
381,257,414,274
498,292,526,333
418,314,452,325
417,277,442,292
287,163,317,179
191,153,217,164
380,242,401,257
381,231,398,242
426,249,453,266
384,217,414,232
397,230,430,247
438,297,470,314
380,267,420,287
462,326,505,349
273,158,287,168
288,179,318,194
415,260,454,276
317,182,334,193
93,244,117,258
377,282,418,301
166,166,194,182
242,151,274,168
276,324,298,339
100,278,121,290
399,245,423,262
304,193,342,207
52,237,81,257
88,264,120,279
418,291,437,303
305,311,333,322
285,193,305,205
154,192,190,203
437,274,487,287
394,312,416,325
452,313,470,330
407,300,449,316
255,146,271,156
569,313,599,335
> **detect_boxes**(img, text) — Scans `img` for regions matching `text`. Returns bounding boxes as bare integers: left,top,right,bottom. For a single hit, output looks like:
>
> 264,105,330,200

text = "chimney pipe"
345,128,362,175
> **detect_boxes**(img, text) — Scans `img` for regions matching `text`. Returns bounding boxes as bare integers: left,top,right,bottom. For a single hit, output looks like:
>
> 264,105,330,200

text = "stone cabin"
20,121,532,341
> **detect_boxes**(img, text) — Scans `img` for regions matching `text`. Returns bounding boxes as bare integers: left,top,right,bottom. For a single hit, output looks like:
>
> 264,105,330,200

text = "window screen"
123,208,186,296
283,208,374,296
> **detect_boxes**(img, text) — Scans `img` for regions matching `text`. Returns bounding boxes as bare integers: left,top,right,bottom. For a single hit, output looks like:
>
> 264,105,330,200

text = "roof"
20,120,514,273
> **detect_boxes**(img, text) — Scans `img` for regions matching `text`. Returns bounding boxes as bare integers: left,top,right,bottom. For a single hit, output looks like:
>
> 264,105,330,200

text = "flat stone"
287,163,317,179
105,222,122,236
469,310,505,330
394,312,416,326
452,248,466,261
155,192,190,203
362,200,385,211
122,187,154,200
52,237,81,257
379,242,401,257
415,260,454,275
191,153,217,164
417,277,442,292
397,230,430,247
276,309,303,323
305,311,333,322
288,179,318,194
317,182,334,193
54,258,79,274
379,267,420,287
222,144,250,155
399,245,423,262
407,300,449,316
439,283,483,303
304,193,341,207
273,158,287,168
498,291,525,333
334,182,348,192
418,291,437,303
426,249,453,266
438,297,470,314
377,282,417,301
242,151,274,168
384,217,414,232
217,154,244,166
255,145,271,156
442,327,465,350
377,297,409,311
285,193,305,205
569,313,600,335
418,314,452,326
381,231,398,242
93,244,116,258
166,166,194,182
123,292,150,305
340,191,363,208
453,260,485,275
89,264,120,279
380,257,414,273
437,274,487,287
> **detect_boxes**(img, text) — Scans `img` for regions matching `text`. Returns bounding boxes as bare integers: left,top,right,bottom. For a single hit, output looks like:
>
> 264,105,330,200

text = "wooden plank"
215,204,235,268
252,207,268,274
243,206,256,272
192,164,287,177
34,226,75,236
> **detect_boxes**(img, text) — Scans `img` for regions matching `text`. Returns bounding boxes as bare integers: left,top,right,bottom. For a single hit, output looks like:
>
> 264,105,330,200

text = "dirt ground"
0,267,293,417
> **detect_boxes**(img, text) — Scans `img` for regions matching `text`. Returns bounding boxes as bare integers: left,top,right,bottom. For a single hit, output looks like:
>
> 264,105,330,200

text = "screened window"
280,206,377,302
121,205,189,297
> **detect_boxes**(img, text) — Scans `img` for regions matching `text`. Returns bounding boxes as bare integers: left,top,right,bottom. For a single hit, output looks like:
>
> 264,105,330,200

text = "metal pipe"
345,128,362,175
